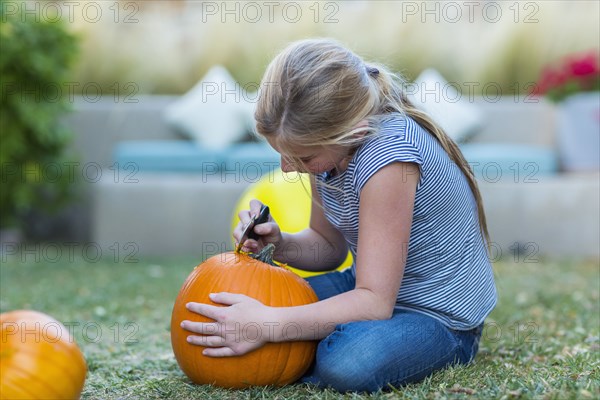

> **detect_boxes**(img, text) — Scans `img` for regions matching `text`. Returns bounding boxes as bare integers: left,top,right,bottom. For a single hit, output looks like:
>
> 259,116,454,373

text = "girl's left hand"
180,293,274,357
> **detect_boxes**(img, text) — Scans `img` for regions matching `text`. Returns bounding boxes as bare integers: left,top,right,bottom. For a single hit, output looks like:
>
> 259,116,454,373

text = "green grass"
1,249,598,399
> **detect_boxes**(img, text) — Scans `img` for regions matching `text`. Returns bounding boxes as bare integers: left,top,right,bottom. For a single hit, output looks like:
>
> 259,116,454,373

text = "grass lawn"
1,249,598,399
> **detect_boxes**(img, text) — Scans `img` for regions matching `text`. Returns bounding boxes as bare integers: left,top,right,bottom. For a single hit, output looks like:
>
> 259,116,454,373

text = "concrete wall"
92,173,250,258
479,172,599,260
34,96,182,241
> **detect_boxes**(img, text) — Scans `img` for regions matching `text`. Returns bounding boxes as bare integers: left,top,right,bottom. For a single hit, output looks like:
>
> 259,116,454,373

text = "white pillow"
164,66,254,150
406,69,483,143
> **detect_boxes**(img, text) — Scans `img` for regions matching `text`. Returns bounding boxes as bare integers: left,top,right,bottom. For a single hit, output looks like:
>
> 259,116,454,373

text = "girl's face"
266,138,351,175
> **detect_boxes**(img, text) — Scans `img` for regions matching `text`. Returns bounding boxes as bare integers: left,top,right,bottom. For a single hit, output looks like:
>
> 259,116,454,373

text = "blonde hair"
255,38,490,246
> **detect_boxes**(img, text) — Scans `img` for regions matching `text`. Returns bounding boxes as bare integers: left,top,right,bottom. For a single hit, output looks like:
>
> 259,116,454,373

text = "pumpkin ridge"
253,258,279,386
264,265,277,382
177,264,198,298
174,263,204,381
0,372,40,399
219,255,238,293
280,270,301,384
6,345,85,390
2,359,65,398
256,270,278,385
191,262,222,377
297,276,319,373
242,253,268,385
281,279,302,383
287,273,317,376
272,278,291,385
204,262,222,310
265,257,273,307
213,256,247,386
236,255,270,386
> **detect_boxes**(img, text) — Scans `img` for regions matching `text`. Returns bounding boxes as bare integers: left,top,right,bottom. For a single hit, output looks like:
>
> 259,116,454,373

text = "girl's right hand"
234,199,282,253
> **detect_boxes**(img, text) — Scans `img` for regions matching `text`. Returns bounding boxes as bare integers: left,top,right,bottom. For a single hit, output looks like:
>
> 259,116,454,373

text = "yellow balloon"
232,169,353,277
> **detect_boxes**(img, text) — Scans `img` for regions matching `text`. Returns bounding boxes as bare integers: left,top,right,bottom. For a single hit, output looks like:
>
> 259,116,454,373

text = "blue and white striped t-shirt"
315,113,497,330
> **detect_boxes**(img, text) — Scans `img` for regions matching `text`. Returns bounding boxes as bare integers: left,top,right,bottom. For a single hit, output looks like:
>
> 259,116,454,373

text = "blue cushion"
113,141,225,173
459,143,558,182
222,142,281,179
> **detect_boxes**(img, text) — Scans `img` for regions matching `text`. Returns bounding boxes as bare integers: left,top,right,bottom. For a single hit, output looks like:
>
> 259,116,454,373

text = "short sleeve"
353,132,423,195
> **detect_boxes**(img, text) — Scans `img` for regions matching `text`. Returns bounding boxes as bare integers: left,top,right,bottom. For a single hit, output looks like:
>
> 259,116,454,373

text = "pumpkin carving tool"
235,204,270,253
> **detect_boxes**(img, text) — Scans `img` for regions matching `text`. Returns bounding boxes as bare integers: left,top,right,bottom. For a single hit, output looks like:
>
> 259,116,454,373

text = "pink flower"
569,52,599,77
531,49,600,102
535,67,569,95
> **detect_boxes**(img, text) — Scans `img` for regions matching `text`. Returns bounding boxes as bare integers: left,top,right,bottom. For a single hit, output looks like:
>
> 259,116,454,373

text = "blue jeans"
299,268,483,393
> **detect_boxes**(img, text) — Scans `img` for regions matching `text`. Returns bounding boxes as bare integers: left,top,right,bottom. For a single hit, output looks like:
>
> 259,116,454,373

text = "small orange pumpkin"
170,244,318,388
0,310,87,400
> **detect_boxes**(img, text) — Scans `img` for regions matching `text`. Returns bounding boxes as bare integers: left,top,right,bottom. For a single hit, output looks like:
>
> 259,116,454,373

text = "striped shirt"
315,113,497,330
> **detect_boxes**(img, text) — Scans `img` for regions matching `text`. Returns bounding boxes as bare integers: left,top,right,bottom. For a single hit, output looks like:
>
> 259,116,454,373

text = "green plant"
0,9,79,229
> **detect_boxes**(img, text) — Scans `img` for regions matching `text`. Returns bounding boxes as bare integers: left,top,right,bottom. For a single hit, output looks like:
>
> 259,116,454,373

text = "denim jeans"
299,268,483,393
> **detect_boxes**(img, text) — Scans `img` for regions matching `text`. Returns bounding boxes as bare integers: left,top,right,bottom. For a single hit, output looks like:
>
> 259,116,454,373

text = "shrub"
0,9,79,229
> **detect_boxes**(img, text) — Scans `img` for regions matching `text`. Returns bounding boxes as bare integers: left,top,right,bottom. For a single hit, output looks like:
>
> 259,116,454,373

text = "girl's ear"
352,119,370,138
355,119,369,130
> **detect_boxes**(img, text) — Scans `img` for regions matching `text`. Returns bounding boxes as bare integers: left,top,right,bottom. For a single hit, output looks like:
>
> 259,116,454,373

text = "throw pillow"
406,68,483,143
164,66,254,150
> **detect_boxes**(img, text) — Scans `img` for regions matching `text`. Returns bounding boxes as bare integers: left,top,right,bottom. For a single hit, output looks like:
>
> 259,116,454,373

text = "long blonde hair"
254,38,490,246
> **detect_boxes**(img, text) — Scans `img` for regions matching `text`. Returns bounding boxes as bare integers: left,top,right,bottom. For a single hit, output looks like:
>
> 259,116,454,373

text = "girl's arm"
272,175,348,271
269,162,420,341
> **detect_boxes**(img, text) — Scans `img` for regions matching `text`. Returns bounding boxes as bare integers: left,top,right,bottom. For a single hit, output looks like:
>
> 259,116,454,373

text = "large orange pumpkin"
0,310,87,400
171,244,318,388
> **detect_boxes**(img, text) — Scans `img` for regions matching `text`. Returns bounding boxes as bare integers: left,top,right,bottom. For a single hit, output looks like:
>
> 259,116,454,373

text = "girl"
180,38,497,393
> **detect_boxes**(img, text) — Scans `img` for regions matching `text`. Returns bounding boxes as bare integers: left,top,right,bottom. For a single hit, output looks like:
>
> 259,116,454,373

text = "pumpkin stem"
250,243,278,266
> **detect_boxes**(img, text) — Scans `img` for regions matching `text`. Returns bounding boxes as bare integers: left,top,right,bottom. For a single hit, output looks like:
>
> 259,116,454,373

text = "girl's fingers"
185,302,222,320
209,292,248,305
202,346,237,358
253,222,277,236
180,320,220,335
237,210,252,225
248,199,264,216
186,335,226,348
234,200,272,246
233,221,245,243
242,239,259,253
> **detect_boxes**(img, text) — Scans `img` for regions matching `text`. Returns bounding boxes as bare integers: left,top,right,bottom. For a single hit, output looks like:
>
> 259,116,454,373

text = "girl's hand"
234,199,282,253
180,293,274,357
